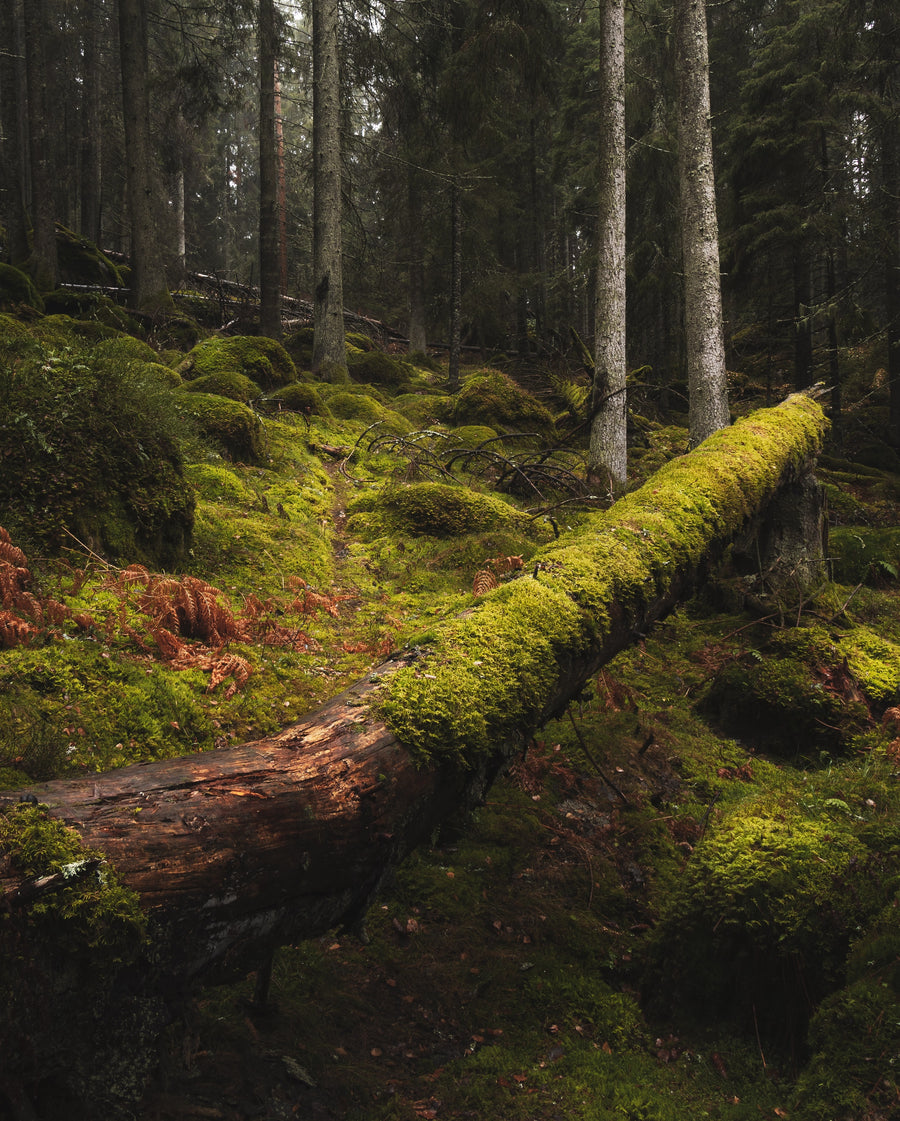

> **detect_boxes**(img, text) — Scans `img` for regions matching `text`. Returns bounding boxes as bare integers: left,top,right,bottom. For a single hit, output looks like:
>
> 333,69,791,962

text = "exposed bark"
117,0,172,315
448,181,462,391
0,0,29,264
22,0,58,290
79,0,103,246
312,0,347,381
407,168,428,353
674,0,729,445
0,395,827,1114
259,0,282,339
589,0,627,497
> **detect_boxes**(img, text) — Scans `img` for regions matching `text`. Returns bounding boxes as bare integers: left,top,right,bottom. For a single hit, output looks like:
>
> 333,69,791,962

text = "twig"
567,709,629,804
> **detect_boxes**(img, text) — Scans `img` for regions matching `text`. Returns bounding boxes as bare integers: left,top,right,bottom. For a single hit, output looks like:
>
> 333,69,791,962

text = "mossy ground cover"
3,312,900,1119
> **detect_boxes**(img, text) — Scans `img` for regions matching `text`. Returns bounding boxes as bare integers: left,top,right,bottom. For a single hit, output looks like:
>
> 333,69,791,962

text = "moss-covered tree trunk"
0,395,826,1115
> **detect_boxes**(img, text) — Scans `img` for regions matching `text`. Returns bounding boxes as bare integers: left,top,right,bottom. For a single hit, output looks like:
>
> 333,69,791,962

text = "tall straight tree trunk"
589,0,627,498
23,0,58,289
448,181,462,391
312,0,347,381
118,0,171,315
275,64,288,293
407,167,427,353
876,3,900,444
79,0,103,246
0,0,29,263
674,0,729,445
259,0,281,338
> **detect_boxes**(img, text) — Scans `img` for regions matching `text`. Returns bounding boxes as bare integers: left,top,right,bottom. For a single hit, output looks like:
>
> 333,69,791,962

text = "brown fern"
473,569,498,597
0,611,39,649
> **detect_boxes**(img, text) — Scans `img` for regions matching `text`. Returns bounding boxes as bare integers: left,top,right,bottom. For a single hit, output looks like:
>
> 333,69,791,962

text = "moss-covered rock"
345,331,376,351
0,262,45,312
283,325,315,369
265,381,330,416
0,340,195,566
183,369,261,403
447,368,557,438
177,391,266,463
642,793,881,1049
326,391,412,434
702,625,872,756
91,333,159,366
349,481,533,539
347,348,411,389
451,424,502,447
179,335,297,390
55,224,125,287
391,392,452,427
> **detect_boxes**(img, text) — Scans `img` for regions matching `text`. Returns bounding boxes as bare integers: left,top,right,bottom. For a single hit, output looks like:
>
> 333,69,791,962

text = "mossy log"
0,394,826,1114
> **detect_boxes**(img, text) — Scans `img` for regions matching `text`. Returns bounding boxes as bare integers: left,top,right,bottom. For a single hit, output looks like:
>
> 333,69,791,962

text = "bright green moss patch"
179,335,298,390
183,369,261,402
177,391,266,463
447,368,557,438
326,390,412,433
380,396,826,768
348,481,534,539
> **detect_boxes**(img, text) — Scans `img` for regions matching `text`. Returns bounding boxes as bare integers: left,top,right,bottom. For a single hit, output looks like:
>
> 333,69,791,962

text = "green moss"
179,335,298,390
183,369,261,402
266,381,330,416
326,391,412,433
91,333,159,365
379,395,826,768
391,391,452,426
451,424,501,447
448,368,557,438
349,482,533,539
347,348,411,389
55,225,125,288
0,262,45,312
0,339,195,565
177,391,266,463
837,624,900,704
829,525,900,584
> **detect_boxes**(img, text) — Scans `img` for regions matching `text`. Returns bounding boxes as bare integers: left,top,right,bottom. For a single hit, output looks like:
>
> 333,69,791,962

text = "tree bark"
259,0,282,339
448,180,462,391
312,0,347,381
22,0,58,290
0,394,827,1114
589,0,627,497
118,0,172,315
674,0,729,445
0,0,29,264
407,167,428,353
79,0,103,246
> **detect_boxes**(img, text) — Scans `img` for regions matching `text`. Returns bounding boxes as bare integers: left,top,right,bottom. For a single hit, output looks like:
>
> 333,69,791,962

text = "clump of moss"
345,331,375,351
347,348,411,389
642,793,877,1049
451,424,502,447
183,369,261,403
0,262,45,312
391,391,451,427
348,481,533,539
702,624,872,756
91,333,159,366
179,335,297,391
326,391,412,434
176,391,266,463
447,368,557,438
55,225,125,288
0,340,195,566
265,381,330,416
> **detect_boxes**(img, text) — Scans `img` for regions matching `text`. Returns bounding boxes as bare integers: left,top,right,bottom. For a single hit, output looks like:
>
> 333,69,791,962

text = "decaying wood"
0,394,827,1113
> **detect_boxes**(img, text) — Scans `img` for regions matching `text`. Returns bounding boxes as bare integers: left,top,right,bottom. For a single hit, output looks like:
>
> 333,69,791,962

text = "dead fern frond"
485,554,524,574
0,539,27,570
0,611,39,649
151,627,186,659
473,569,498,597
207,654,253,698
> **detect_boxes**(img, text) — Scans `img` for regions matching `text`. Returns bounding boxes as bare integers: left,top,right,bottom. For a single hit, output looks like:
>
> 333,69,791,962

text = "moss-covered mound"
326,391,412,434
451,424,502,447
391,392,451,427
702,625,873,756
55,225,125,287
179,336,297,391
447,368,557,438
642,791,891,1050
347,348,411,389
265,381,330,416
91,333,159,366
0,263,45,312
348,482,533,539
183,370,261,403
177,392,266,463
0,340,195,566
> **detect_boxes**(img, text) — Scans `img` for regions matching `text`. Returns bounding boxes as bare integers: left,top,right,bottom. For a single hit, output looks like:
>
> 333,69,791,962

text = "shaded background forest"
1,0,898,430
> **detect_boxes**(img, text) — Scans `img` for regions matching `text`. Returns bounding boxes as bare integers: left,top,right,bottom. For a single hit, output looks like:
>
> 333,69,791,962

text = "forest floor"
3,326,900,1120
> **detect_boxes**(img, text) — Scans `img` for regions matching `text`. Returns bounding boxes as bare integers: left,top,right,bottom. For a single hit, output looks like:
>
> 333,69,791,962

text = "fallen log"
0,394,826,1115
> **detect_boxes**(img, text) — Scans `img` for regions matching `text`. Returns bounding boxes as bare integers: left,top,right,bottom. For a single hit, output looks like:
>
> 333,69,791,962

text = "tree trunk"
674,0,729,445
0,393,827,1116
0,0,29,264
23,0,58,290
407,168,428,354
448,181,462,391
259,0,282,339
275,64,288,294
312,0,347,381
79,0,103,246
117,0,172,315
589,0,627,498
